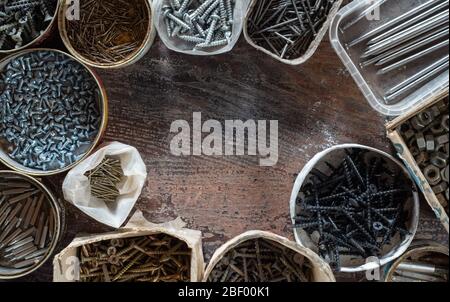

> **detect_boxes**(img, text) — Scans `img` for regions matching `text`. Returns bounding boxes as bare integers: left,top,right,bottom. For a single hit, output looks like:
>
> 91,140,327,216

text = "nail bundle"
0,0,57,51
78,234,191,282
85,156,124,203
348,0,449,105
246,0,338,60
398,98,449,213
294,149,412,271
160,0,236,50
0,173,55,271
0,50,101,172
207,238,313,282
65,0,150,65
391,252,448,282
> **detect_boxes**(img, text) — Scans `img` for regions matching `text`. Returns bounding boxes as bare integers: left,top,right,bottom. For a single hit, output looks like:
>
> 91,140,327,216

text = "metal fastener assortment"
391,252,448,282
348,0,449,105
0,173,55,270
398,98,449,213
294,149,412,271
78,234,191,282
161,0,236,50
207,238,313,282
0,0,57,51
246,0,338,60
85,156,124,203
64,0,150,65
0,50,101,172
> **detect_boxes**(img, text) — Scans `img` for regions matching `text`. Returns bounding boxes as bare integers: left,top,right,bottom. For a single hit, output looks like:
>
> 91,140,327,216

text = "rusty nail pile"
208,238,313,282
65,0,150,64
85,156,124,203
78,234,191,282
247,0,337,60
0,174,54,270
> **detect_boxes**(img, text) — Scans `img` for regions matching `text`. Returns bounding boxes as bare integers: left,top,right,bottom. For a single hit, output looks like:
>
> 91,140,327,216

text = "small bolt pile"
294,149,412,271
161,0,236,50
0,50,101,171
246,0,337,60
398,98,449,213
391,253,448,282
0,173,55,270
78,234,191,282
0,0,57,50
65,0,150,65
207,238,313,282
85,157,124,203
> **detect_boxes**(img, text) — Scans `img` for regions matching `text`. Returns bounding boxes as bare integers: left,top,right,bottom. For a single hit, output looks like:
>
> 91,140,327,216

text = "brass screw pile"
0,173,55,270
208,239,312,282
78,234,191,282
0,0,57,50
65,0,150,64
85,157,124,203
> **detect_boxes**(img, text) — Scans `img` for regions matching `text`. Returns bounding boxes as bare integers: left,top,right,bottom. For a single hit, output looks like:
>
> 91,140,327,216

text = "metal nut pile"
85,156,124,203
161,0,236,50
399,98,449,213
294,149,412,270
0,0,57,50
78,234,191,282
0,50,101,171
246,0,337,60
207,238,313,282
0,173,54,270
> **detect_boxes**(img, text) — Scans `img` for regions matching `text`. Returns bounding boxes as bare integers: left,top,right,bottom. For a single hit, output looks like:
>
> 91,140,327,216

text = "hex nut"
411,116,426,131
436,134,449,146
436,100,448,113
416,133,426,151
424,165,441,186
409,146,420,157
430,121,445,135
433,182,448,195
403,129,416,141
417,110,433,127
430,105,441,118
425,135,435,152
442,115,449,132
430,152,448,169
442,165,449,183
416,152,429,167
436,193,448,208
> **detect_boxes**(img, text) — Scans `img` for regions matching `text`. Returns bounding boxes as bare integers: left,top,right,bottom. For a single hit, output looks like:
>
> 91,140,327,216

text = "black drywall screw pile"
398,98,449,213
247,0,337,60
208,238,312,282
294,149,412,271
0,173,55,270
79,234,191,282
0,0,57,50
0,50,101,171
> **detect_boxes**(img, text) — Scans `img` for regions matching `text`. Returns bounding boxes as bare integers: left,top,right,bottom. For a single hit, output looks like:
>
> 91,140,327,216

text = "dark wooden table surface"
2,31,448,282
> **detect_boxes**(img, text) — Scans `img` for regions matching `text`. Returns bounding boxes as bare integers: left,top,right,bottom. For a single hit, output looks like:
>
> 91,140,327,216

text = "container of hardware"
386,87,449,232
384,240,448,282
0,0,59,55
203,230,335,282
243,0,343,65
58,0,156,69
0,170,65,279
329,0,449,116
290,144,420,273
53,211,204,282
153,0,250,55
62,141,147,228
0,48,108,176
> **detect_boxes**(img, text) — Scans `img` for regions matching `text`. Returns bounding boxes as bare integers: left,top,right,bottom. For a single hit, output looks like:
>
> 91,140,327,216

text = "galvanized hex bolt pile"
294,149,411,271
208,238,312,282
247,0,337,60
0,0,57,50
399,98,449,213
0,50,101,171
161,0,235,50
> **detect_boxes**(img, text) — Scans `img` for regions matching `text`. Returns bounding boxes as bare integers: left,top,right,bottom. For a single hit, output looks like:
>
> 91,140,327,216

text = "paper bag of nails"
53,211,204,282
62,142,147,228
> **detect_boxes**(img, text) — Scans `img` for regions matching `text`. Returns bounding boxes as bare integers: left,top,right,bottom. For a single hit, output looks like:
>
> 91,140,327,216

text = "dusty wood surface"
1,33,448,282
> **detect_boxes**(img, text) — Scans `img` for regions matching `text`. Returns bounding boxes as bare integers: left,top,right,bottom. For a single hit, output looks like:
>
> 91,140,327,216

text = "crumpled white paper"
62,141,147,228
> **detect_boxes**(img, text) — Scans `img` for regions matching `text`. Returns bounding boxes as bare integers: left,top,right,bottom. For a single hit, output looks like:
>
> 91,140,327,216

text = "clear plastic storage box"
330,0,449,116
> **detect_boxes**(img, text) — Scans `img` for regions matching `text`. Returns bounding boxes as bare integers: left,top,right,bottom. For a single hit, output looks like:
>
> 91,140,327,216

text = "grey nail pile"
0,0,57,50
162,0,235,50
0,50,101,171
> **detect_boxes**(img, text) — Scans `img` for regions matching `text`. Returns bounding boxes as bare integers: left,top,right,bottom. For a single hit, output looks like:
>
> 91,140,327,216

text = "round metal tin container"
0,170,66,279
0,48,108,176
57,0,156,69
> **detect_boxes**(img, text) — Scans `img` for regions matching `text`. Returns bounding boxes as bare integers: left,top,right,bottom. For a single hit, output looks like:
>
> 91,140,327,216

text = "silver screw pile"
0,0,57,50
161,0,236,50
